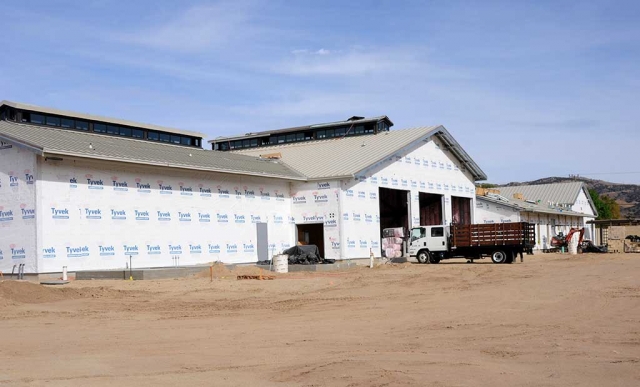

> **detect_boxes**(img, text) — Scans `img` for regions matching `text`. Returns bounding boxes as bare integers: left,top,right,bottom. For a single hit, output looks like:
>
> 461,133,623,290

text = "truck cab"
408,225,449,263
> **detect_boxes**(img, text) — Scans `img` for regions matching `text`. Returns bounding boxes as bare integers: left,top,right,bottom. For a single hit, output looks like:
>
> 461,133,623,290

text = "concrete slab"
39,280,70,285
75,265,235,280
257,261,359,272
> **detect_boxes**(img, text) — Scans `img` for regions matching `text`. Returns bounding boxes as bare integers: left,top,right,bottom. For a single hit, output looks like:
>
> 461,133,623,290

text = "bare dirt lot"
1,253,639,386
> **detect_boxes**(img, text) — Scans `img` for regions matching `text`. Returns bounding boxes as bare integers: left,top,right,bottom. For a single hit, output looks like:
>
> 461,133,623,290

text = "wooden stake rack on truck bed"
451,222,536,248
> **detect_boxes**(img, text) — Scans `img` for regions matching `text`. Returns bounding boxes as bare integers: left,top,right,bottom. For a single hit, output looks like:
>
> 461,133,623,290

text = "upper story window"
31,114,45,125
46,116,61,126
8,108,201,147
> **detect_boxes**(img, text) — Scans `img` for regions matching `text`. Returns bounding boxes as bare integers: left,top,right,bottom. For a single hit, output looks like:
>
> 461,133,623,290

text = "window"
305,132,313,140
159,133,170,142
250,138,258,147
21,112,31,122
277,135,285,144
219,142,229,151
60,118,73,128
147,131,159,140
46,116,60,126
410,228,426,242
317,130,326,139
355,125,364,134
181,137,190,145
31,114,45,125
269,136,278,144
195,139,200,147
326,129,335,138
335,127,345,137
94,123,106,133
132,129,143,138
169,135,179,144
119,127,132,137
75,120,88,130
431,227,444,237
8,108,16,121
106,125,118,134
285,134,294,142
296,133,304,141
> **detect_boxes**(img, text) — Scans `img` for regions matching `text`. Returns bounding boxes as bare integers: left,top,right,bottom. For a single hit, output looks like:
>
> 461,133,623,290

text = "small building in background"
587,219,640,252
476,181,598,251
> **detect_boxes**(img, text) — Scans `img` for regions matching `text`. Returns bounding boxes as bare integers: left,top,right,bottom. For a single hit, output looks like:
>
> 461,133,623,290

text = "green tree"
589,189,621,220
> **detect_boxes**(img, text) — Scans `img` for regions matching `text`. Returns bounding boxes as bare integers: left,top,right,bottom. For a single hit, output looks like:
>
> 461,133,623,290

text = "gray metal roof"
496,182,598,216
0,120,305,180
1,100,205,138
498,182,585,205
233,125,488,181
209,115,393,143
477,194,590,218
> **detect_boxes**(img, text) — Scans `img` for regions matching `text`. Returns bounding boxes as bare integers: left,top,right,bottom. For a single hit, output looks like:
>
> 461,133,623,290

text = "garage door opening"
419,193,443,226
379,187,410,236
451,196,472,225
296,223,325,258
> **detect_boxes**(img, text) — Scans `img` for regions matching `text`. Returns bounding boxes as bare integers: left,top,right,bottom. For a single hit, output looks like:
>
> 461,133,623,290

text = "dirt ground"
1,253,639,387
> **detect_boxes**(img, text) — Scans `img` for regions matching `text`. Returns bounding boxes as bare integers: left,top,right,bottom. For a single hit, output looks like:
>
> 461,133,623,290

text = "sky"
1,0,639,184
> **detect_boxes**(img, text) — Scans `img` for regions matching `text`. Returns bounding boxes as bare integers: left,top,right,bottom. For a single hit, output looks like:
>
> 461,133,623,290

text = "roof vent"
347,116,364,121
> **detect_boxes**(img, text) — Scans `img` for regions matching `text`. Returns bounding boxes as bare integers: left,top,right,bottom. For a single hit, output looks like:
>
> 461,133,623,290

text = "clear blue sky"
2,1,639,184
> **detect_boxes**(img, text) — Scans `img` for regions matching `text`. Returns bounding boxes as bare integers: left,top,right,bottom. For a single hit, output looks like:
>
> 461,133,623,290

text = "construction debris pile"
258,245,336,266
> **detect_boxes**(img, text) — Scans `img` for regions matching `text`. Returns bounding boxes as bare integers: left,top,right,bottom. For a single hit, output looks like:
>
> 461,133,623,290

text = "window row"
16,111,200,147
215,122,381,151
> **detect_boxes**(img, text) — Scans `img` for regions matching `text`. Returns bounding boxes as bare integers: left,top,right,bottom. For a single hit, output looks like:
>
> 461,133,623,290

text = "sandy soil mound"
0,281,80,304
193,263,232,278
0,281,132,305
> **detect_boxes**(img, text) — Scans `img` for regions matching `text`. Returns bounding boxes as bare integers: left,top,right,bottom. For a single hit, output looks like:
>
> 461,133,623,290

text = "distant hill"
498,177,639,218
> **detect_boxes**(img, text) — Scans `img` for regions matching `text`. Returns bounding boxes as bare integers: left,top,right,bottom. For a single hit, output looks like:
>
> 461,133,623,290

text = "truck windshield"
410,228,426,241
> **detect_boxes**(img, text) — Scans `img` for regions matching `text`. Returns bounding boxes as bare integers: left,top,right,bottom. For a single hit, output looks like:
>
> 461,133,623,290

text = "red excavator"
551,228,585,251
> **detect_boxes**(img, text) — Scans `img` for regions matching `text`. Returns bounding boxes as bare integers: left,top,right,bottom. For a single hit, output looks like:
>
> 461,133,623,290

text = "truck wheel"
416,250,430,264
505,251,514,264
491,250,508,264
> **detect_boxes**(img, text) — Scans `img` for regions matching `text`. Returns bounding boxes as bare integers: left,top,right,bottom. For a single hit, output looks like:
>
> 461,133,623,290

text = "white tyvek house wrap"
37,158,295,272
339,138,477,259
0,140,37,273
289,180,342,259
475,198,521,224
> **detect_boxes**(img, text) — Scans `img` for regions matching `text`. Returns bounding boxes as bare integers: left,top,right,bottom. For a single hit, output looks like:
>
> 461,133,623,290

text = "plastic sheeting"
0,141,37,274
37,157,295,272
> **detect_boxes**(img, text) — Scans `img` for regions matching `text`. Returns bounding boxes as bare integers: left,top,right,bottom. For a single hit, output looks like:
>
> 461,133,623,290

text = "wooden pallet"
236,274,275,280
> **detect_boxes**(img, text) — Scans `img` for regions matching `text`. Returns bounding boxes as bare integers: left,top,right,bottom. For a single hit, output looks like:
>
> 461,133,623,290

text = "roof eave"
41,150,307,181
0,132,44,156
434,129,487,181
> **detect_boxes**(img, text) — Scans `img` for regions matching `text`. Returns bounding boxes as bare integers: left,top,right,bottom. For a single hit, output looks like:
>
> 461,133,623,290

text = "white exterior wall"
289,180,342,259
475,198,521,224
0,140,37,273
572,188,596,241
339,138,476,259
36,157,295,272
